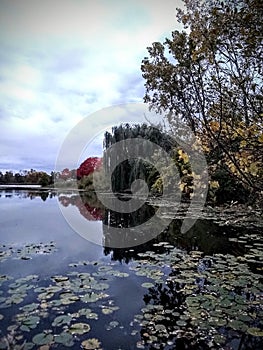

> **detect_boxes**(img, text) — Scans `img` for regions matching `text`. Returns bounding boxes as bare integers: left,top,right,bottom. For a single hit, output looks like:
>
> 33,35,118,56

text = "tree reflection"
58,190,247,262
59,191,105,221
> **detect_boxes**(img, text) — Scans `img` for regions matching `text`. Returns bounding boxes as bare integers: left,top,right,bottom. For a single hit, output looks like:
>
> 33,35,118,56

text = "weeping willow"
103,123,175,194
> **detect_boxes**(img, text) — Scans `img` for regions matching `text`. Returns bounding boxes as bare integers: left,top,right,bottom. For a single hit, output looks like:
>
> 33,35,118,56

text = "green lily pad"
91,282,110,291
247,327,263,336
55,332,74,346
52,315,72,327
107,270,129,278
213,334,226,345
81,293,105,303
69,322,91,335
20,315,40,332
51,275,69,283
81,338,101,350
32,333,53,345
101,307,115,315
20,303,39,313
141,283,155,288
229,320,247,332
106,321,119,330
98,266,112,272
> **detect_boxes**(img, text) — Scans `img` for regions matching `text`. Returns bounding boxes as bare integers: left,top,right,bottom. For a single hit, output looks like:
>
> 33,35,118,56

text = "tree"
38,172,50,187
141,0,263,194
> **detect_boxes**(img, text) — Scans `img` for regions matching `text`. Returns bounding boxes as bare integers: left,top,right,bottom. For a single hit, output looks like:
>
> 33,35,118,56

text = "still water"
0,189,262,350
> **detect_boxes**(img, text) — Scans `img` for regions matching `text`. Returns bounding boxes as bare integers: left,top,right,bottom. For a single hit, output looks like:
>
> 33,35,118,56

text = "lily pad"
247,327,263,336
141,283,155,288
69,322,91,335
32,333,53,345
20,315,40,332
81,338,101,350
20,303,39,313
101,305,119,315
52,315,72,327
81,293,105,303
51,275,69,283
55,332,74,347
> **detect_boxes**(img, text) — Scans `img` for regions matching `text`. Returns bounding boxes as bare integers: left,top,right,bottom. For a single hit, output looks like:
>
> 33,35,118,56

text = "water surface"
0,190,262,350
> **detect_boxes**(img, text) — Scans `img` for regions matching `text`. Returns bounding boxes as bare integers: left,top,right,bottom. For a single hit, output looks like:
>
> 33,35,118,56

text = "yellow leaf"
249,162,258,176
178,149,189,163
179,183,185,192
209,121,220,132
240,140,247,147
258,134,263,143
209,180,219,189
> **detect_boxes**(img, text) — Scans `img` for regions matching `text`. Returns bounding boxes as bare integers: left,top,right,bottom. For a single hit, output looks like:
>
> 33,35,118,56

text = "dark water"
0,189,262,350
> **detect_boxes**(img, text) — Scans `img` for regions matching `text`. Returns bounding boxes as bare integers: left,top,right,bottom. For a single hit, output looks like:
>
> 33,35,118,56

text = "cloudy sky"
0,0,183,173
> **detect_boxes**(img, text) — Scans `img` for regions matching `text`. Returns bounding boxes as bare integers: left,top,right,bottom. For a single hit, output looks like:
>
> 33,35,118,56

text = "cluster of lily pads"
0,255,133,349
0,242,57,262
229,232,263,272
0,231,263,350
129,245,263,349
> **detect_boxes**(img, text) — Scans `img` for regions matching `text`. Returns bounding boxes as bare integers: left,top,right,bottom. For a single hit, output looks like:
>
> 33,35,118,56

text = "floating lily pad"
20,303,39,313
247,327,263,336
107,270,129,278
98,266,112,272
51,275,69,283
81,293,106,303
78,308,98,320
52,315,72,327
106,321,119,330
55,332,74,347
20,315,40,332
101,306,119,315
32,333,53,345
91,282,110,291
69,322,91,335
81,338,101,350
23,343,35,350
141,283,154,288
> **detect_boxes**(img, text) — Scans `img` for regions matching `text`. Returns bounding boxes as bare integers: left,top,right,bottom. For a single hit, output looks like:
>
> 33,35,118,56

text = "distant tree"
38,172,50,187
59,168,71,181
0,172,4,184
4,171,14,184
14,172,24,184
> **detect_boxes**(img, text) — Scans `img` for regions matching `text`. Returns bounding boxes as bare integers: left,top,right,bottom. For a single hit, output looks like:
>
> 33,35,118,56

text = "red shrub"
77,157,102,179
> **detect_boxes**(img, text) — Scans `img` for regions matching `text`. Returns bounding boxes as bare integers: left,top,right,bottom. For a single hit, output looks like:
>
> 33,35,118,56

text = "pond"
0,189,262,350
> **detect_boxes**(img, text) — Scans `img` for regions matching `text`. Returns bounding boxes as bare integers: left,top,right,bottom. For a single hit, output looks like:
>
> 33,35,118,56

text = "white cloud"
0,0,183,172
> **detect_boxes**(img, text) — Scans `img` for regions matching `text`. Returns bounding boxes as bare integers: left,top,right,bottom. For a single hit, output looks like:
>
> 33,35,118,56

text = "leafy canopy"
141,0,263,192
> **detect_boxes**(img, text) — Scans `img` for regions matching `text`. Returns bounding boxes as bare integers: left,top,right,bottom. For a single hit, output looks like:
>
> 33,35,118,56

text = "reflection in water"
0,189,56,201
59,191,105,221
58,191,248,263
1,189,262,349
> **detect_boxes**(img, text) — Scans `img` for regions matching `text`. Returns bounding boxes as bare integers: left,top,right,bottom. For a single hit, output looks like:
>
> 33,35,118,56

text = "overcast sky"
0,0,183,173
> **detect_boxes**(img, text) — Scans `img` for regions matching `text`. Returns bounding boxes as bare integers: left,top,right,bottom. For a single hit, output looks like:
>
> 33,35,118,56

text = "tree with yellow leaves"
141,0,262,197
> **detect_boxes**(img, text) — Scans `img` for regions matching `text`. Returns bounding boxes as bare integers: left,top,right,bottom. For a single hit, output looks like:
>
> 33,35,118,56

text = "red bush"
77,157,102,179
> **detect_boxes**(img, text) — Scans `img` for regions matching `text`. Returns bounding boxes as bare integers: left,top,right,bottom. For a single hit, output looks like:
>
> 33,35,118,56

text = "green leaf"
32,333,53,345
69,323,91,335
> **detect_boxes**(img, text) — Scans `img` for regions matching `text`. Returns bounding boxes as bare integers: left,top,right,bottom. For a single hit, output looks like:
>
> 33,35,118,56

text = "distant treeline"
0,169,54,187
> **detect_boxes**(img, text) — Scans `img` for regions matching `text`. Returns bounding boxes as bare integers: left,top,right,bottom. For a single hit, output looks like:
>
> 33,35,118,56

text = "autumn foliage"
141,0,263,200
77,157,102,179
